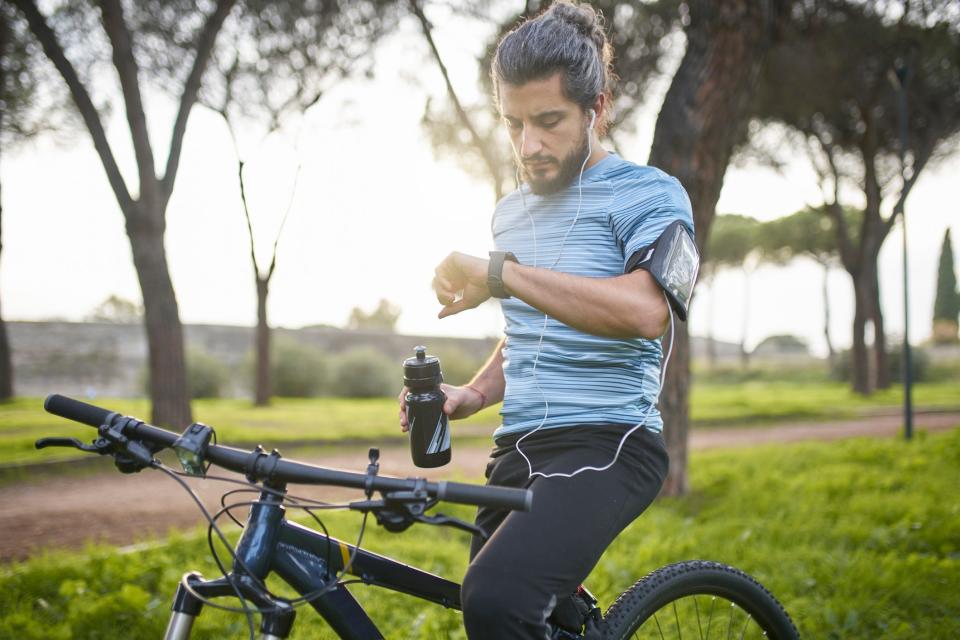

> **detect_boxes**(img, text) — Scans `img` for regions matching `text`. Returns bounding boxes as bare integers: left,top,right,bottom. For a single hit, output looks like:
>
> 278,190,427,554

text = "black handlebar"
45,393,113,428
42,394,532,513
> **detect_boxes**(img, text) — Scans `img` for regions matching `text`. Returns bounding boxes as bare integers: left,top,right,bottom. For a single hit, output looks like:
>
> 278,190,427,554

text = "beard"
520,126,591,196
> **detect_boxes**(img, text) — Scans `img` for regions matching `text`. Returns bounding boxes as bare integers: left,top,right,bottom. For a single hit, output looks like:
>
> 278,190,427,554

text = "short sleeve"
608,171,695,272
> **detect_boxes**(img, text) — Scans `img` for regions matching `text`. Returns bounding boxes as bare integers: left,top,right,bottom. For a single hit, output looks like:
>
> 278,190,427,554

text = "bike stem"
235,485,288,579
164,485,298,640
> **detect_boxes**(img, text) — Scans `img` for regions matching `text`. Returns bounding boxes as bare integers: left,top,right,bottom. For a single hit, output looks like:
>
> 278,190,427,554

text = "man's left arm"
432,253,668,340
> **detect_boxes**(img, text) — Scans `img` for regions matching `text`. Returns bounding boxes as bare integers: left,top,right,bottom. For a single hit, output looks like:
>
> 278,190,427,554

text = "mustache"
521,155,556,166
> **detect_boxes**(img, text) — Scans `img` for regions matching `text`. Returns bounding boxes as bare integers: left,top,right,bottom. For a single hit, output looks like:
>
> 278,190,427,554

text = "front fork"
163,572,296,640
164,485,297,639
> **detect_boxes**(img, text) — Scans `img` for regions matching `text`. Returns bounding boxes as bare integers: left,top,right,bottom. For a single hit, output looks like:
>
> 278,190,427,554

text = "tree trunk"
821,262,835,370
659,326,690,496
126,206,191,428
0,187,12,401
859,125,890,390
648,0,783,496
255,278,271,406
850,272,873,395
869,265,890,389
11,0,237,427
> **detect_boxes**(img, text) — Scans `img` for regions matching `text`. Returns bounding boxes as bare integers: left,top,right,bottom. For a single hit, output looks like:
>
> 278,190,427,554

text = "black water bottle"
404,345,451,468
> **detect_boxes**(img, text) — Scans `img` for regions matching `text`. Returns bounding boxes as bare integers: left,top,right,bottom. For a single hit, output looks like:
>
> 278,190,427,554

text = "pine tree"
933,228,959,343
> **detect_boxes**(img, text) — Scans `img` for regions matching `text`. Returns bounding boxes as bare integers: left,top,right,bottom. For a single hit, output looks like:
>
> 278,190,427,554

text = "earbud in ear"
588,109,596,130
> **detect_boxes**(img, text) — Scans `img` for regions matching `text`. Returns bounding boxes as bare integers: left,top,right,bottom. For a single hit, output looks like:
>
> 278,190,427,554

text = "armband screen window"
626,220,699,321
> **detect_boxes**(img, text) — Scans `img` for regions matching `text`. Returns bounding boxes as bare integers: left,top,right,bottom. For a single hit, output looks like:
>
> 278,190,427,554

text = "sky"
2,8,958,358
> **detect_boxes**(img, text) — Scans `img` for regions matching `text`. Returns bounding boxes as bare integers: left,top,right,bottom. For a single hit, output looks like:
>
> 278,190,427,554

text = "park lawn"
0,378,957,466
690,378,960,425
1,428,958,639
0,396,503,466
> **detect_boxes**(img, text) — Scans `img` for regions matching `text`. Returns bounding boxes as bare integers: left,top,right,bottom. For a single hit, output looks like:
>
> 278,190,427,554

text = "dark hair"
492,1,615,132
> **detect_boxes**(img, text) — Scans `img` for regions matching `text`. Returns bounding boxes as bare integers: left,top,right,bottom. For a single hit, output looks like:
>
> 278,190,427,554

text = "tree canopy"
8,0,400,425
347,299,402,332
933,228,959,342
746,0,960,393
705,214,761,269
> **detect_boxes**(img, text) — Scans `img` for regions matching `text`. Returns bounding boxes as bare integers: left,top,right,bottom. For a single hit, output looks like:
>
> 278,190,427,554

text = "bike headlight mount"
173,422,213,476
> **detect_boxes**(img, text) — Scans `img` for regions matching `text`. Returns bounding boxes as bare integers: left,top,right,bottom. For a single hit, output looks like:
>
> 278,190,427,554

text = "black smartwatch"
487,251,518,299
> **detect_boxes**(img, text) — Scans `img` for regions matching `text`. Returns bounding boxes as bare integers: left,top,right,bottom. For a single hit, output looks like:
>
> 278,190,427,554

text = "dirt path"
1,411,956,563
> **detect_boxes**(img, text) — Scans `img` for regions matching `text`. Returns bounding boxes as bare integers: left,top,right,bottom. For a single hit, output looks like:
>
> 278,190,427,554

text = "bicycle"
37,393,801,639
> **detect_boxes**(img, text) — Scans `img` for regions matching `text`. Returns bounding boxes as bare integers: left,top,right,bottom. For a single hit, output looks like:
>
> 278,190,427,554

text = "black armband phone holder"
625,220,699,322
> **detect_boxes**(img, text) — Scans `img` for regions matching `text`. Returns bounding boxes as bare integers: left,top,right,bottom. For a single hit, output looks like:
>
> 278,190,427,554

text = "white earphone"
509,102,676,480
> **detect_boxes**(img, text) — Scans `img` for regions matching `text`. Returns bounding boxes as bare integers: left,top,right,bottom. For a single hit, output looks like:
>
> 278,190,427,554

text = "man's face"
499,73,591,196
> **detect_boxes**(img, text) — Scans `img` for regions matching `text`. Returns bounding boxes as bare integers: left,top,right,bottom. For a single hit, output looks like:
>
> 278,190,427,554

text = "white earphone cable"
509,110,672,479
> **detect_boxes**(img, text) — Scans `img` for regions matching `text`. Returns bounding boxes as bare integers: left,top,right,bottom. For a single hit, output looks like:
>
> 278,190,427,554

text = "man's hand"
432,252,490,318
398,383,485,432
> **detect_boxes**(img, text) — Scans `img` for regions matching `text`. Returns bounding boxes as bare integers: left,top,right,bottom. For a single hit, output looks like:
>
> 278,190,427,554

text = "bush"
186,349,231,399
752,333,810,355
692,361,831,385
886,343,931,383
142,349,230,399
269,339,329,397
329,347,396,397
431,346,484,386
830,344,930,384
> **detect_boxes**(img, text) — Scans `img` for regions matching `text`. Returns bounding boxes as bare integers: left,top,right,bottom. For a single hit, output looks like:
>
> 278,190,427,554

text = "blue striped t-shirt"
492,153,694,438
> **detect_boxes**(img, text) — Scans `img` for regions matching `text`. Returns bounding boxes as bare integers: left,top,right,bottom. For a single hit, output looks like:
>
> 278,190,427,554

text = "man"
398,2,695,637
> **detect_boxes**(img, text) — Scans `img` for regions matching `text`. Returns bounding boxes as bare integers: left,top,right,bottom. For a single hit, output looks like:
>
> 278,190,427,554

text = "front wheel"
601,560,799,640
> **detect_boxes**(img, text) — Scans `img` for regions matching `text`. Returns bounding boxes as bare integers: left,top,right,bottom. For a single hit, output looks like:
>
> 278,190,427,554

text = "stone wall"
8,320,832,398
8,321,499,398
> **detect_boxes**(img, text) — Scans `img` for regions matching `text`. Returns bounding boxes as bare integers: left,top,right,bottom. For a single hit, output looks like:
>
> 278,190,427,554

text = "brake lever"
414,512,488,540
36,436,112,454
36,417,158,474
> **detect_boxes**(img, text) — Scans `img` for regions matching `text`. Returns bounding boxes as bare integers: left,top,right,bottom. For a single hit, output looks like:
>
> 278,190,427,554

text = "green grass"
690,378,960,425
0,397,502,466
1,377,957,466
2,428,958,638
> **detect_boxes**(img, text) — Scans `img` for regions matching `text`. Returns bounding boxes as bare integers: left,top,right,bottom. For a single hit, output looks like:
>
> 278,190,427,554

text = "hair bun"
549,2,598,34
548,2,605,51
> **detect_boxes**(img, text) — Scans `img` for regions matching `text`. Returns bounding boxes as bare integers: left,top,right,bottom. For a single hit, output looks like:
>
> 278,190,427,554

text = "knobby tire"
600,560,800,640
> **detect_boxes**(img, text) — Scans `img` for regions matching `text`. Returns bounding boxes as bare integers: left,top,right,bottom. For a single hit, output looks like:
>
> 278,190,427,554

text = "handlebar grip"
436,480,532,512
44,394,113,428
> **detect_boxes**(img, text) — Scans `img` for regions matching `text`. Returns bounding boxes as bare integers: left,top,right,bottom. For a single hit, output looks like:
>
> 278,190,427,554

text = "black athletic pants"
460,424,669,639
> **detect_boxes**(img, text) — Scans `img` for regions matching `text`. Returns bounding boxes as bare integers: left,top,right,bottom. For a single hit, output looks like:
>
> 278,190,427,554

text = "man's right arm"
398,338,505,432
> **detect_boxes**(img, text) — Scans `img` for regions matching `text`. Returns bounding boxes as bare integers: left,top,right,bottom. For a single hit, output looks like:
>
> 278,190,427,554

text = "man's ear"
591,94,606,130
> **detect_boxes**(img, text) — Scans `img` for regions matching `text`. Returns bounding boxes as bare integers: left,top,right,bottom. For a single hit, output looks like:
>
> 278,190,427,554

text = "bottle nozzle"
414,345,426,361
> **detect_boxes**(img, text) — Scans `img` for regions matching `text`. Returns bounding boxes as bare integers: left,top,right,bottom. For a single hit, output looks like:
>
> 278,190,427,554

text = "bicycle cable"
205,497,371,611
153,462,260,640
155,460,373,619
208,495,336,592
171,467,352,509
216,487,348,528
179,466,359,597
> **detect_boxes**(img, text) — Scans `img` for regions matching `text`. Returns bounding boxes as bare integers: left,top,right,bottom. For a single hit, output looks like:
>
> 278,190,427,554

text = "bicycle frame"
41,394,797,640
163,485,462,640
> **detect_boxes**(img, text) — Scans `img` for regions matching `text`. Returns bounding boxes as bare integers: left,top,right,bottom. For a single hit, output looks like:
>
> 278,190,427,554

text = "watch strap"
487,251,518,299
